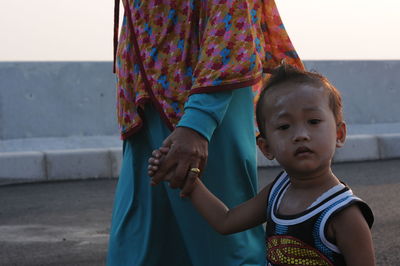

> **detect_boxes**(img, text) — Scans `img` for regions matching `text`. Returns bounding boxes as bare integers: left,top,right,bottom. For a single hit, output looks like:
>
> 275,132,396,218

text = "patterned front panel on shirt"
267,235,333,266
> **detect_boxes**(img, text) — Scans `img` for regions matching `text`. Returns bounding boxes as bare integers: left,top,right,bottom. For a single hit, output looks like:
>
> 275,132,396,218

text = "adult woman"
107,0,303,265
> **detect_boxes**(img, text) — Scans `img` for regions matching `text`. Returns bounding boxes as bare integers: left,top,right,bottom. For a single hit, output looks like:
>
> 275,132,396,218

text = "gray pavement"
1,159,399,266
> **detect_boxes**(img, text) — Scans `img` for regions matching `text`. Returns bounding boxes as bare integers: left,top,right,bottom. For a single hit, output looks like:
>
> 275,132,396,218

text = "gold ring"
189,167,201,174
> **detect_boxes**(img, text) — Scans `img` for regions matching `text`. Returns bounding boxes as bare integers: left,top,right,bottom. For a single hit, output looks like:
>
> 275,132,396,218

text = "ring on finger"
189,167,201,174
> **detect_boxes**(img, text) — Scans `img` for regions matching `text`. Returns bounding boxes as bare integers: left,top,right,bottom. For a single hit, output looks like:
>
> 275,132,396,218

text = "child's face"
257,81,346,177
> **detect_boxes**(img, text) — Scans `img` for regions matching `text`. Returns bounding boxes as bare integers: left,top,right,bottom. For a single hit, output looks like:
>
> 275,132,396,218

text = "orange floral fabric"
115,0,304,139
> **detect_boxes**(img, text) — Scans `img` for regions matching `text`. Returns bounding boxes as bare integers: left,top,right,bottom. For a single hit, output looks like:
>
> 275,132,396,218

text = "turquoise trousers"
107,87,265,265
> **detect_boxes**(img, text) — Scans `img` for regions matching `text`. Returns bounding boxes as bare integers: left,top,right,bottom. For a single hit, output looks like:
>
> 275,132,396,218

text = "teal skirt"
107,87,265,265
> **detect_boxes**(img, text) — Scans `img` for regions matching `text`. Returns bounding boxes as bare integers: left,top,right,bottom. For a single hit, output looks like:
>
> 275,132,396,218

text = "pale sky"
0,0,399,61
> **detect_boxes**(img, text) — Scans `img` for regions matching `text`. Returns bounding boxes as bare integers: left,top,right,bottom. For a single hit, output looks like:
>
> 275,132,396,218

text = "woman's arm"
189,178,271,235
328,205,375,265
151,91,234,195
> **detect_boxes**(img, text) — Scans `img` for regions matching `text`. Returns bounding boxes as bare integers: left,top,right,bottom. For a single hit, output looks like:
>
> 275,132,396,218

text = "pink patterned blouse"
114,0,304,139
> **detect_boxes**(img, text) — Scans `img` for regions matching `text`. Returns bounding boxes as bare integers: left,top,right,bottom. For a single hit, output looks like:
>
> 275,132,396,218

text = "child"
148,64,375,266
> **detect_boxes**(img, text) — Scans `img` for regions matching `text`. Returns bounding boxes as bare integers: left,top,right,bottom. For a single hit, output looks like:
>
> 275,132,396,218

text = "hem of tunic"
189,75,262,95
120,121,143,140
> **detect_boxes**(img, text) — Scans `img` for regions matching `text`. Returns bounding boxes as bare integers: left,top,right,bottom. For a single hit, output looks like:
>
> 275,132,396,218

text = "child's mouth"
294,146,312,156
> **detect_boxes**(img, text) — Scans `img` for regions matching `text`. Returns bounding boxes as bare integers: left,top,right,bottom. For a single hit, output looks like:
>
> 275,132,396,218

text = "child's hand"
148,146,169,184
148,146,195,198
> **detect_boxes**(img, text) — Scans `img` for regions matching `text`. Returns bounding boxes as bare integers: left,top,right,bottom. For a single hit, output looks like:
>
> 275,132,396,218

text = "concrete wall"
0,62,118,140
0,61,399,140
304,61,400,125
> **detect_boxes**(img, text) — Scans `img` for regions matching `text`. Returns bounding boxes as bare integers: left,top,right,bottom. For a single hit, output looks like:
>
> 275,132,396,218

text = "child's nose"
292,128,310,142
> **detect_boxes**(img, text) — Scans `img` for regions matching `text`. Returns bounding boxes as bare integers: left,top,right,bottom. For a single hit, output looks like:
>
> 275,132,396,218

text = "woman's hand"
150,127,208,197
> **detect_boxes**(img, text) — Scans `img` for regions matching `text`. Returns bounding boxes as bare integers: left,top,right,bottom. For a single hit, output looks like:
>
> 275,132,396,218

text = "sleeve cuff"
177,107,218,142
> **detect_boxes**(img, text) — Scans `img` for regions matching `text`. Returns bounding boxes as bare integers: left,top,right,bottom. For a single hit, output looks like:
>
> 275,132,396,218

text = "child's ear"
257,136,275,160
336,121,346,148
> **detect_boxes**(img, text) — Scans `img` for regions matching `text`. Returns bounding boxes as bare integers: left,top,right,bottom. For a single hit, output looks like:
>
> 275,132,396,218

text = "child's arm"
328,205,375,265
148,147,270,235
189,178,270,235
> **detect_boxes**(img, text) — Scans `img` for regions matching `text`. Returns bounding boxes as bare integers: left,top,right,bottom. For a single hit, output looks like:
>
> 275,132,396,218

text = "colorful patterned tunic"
114,0,304,139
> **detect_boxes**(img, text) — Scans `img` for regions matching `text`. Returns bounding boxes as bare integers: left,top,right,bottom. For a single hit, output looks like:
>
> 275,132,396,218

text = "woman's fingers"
180,169,200,197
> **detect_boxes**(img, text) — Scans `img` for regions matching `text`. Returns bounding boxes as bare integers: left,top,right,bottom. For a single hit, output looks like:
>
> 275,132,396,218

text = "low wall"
0,62,118,140
0,61,399,140
304,61,400,125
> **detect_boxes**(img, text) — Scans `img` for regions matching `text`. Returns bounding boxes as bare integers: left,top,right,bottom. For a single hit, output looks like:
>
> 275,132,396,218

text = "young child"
148,64,375,266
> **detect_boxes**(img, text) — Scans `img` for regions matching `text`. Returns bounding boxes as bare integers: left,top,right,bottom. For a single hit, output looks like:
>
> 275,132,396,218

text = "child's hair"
256,63,343,138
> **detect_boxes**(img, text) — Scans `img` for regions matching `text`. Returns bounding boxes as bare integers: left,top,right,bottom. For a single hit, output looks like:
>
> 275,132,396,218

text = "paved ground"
0,159,399,266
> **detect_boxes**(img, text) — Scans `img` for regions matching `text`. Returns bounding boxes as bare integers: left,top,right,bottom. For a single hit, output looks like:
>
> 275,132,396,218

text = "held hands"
148,147,169,178
148,127,208,197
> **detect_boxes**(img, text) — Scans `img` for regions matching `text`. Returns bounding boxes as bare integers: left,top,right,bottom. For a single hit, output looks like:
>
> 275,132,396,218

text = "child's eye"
277,124,290,130
309,119,321,125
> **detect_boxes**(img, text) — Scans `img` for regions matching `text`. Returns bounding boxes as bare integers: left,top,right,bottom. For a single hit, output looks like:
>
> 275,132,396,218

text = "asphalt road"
0,159,399,266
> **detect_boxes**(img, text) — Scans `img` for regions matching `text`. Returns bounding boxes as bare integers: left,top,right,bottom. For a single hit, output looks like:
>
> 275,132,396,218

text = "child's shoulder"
328,183,374,228
320,182,374,229
325,191,375,265
324,183,374,244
